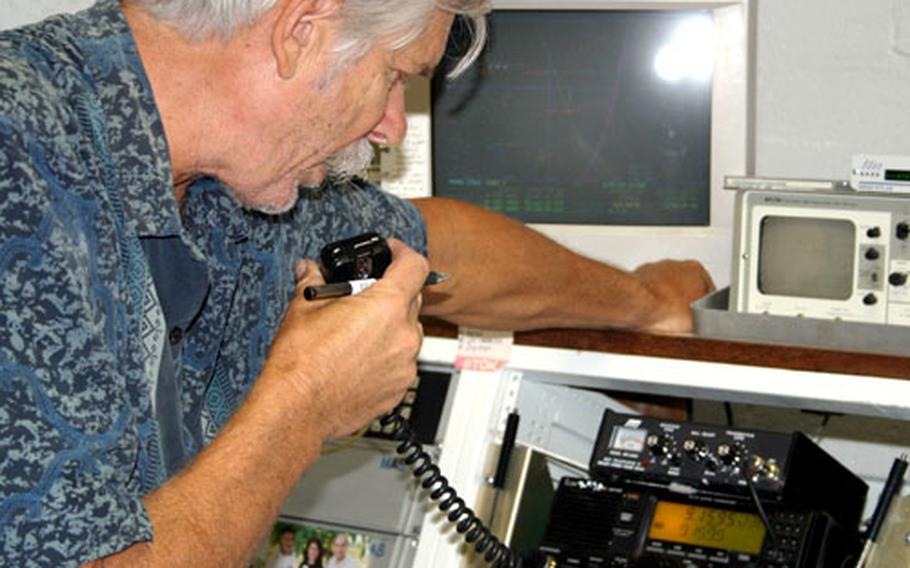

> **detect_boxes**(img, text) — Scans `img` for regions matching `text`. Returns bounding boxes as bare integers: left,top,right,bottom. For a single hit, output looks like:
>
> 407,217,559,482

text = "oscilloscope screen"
432,10,713,226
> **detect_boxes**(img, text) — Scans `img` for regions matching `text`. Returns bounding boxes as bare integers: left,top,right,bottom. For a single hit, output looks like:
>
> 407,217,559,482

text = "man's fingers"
294,259,310,281
687,260,715,295
702,265,717,292
382,239,429,298
294,259,325,295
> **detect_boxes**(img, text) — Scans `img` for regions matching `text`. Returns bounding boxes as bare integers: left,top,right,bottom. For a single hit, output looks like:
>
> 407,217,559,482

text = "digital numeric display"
885,169,910,182
648,501,766,554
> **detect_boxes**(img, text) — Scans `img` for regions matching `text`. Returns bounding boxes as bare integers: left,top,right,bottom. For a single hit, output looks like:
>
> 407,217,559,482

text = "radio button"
863,293,878,306
890,272,908,286
707,552,731,564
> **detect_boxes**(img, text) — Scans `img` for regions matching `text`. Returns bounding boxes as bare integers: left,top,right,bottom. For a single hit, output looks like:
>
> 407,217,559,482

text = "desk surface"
423,321,910,381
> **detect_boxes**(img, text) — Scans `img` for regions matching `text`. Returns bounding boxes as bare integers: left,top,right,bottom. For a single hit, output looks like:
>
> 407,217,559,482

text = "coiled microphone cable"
379,409,522,568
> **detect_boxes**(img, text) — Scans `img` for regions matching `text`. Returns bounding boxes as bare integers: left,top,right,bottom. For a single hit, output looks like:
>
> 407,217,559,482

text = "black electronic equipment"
530,411,867,568
590,411,867,530
320,231,391,282
534,478,855,568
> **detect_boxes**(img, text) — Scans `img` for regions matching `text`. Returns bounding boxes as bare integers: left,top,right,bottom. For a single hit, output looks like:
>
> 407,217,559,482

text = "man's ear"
272,0,339,80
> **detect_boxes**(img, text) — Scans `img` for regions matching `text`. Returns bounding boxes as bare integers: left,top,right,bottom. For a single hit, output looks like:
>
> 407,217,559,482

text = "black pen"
856,453,908,567
303,271,451,301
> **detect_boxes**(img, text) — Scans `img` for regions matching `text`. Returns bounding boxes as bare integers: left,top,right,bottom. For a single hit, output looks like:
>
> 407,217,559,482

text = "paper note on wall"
366,78,433,199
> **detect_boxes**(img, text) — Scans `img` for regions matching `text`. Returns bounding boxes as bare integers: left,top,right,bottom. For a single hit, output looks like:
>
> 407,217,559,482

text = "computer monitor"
429,0,749,286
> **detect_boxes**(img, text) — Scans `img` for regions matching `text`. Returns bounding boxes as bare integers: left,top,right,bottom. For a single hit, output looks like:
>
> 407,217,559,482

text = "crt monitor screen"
758,216,856,300
432,10,714,226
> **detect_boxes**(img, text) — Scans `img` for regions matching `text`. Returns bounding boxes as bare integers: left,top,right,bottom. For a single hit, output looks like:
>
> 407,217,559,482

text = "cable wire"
743,465,780,556
322,424,371,455
380,409,522,568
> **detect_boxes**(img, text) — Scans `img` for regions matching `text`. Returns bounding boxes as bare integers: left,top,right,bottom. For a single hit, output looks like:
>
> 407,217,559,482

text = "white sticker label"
454,327,514,372
349,278,378,295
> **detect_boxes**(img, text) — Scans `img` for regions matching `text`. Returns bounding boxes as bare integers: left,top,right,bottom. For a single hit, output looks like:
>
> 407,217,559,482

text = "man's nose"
367,81,408,146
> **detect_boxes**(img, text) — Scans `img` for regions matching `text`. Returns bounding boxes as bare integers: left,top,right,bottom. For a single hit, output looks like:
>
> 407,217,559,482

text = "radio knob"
865,248,881,261
646,434,673,457
890,272,908,287
716,443,745,466
682,439,709,461
747,455,766,480
863,293,878,306
867,227,882,238
897,222,910,240
746,455,782,481
764,460,782,481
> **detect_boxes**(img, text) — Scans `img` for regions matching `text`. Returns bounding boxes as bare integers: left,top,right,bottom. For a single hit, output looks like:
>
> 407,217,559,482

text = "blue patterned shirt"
0,1,426,565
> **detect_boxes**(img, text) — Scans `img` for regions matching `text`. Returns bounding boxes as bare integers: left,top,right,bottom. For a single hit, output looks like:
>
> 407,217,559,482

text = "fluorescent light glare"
654,16,715,83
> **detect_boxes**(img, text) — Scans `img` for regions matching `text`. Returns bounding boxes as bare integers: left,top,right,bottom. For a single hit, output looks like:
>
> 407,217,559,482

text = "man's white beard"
231,138,376,216
323,137,375,183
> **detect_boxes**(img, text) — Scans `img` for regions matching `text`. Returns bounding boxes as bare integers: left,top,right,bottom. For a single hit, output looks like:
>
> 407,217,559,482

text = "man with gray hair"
326,533,359,568
0,0,713,566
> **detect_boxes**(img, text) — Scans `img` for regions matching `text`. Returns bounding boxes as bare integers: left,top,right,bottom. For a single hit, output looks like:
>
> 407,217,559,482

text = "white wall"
754,0,910,178
1,0,94,31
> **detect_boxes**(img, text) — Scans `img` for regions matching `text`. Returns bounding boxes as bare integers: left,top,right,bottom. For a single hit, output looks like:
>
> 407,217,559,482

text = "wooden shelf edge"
421,319,910,381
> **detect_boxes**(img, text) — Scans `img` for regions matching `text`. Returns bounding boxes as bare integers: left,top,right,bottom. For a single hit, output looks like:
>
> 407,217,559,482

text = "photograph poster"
251,520,377,568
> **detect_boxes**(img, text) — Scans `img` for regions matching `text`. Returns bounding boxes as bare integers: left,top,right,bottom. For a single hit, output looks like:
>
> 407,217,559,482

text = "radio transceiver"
533,412,867,568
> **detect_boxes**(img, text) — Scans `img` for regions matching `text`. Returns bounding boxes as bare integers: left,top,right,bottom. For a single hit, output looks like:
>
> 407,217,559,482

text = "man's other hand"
633,259,715,333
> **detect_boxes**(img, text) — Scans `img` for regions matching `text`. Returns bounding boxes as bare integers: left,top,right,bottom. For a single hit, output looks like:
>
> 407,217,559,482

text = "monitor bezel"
436,0,750,286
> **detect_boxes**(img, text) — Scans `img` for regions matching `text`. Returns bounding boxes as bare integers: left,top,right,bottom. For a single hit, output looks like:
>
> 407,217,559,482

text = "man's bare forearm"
413,197,713,332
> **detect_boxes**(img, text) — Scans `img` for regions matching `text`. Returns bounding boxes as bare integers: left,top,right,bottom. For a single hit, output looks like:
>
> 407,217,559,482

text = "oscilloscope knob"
897,222,910,241
890,272,908,287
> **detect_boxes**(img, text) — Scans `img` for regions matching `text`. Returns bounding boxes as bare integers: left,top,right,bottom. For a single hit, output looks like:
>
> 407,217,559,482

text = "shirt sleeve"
294,178,428,259
0,93,153,567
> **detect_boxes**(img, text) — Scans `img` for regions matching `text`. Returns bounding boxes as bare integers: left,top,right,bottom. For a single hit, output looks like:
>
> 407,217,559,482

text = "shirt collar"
77,0,182,238
183,177,251,245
